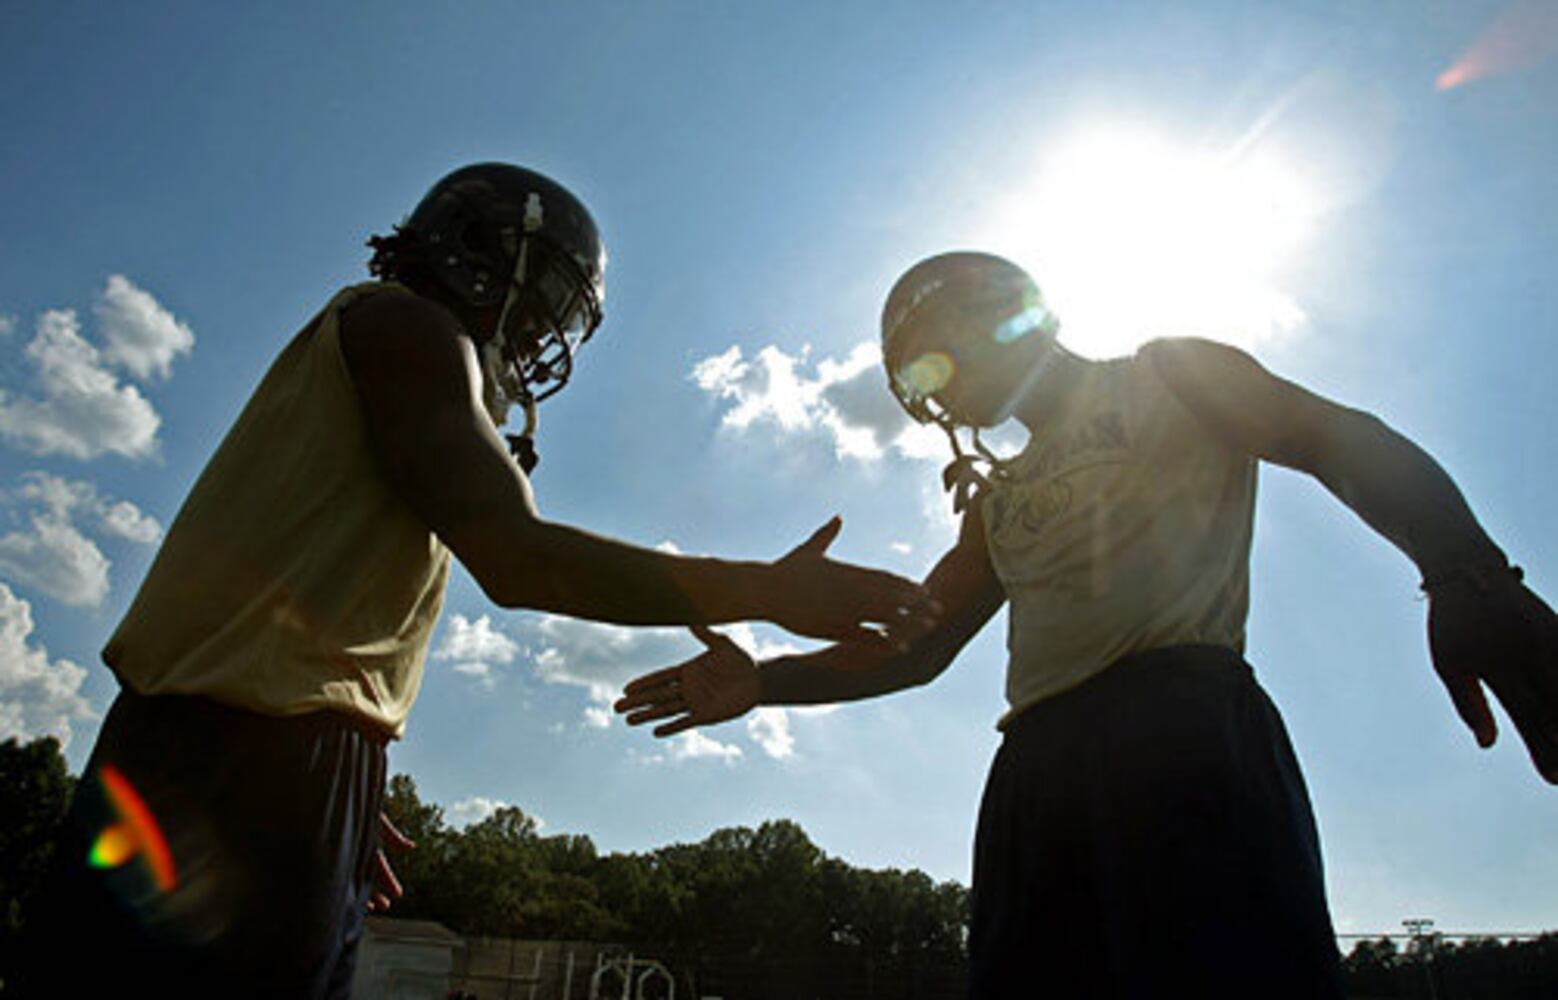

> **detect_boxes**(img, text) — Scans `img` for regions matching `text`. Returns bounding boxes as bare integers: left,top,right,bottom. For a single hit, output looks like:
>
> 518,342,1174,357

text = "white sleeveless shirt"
982,342,1256,729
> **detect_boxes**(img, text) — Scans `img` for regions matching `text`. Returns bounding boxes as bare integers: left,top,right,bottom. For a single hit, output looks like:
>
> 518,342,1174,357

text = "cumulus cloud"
747,707,795,759
668,730,743,761
0,583,95,748
99,499,163,544
0,309,162,460
0,278,192,461
94,275,196,381
0,472,162,608
433,614,520,688
526,610,815,757
447,795,536,829
692,341,948,462
530,616,691,727
0,314,14,336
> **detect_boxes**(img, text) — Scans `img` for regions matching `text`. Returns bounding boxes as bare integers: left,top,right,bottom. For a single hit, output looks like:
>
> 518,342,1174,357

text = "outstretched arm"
1148,337,1557,783
339,287,936,644
616,501,1005,736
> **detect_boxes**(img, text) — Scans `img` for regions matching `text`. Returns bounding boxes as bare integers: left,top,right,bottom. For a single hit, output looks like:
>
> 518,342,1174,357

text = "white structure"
351,916,465,1000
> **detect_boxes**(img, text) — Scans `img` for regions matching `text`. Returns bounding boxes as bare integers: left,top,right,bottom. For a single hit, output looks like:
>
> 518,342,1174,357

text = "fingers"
691,623,745,655
379,812,415,852
370,847,403,913
620,665,685,699
1483,666,1558,784
654,714,701,738
616,662,691,716
860,570,943,624
624,699,687,727
1440,672,1498,748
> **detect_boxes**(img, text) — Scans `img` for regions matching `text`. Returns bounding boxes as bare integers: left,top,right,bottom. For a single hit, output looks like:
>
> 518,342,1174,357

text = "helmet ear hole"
459,220,492,258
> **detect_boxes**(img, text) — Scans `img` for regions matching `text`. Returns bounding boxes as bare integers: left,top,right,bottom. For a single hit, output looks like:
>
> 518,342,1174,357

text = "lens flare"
993,304,1053,344
1437,0,1558,91
89,765,176,892
897,351,956,402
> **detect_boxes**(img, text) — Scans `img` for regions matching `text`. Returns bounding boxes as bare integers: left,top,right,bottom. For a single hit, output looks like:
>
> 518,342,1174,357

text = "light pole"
1402,918,1441,1000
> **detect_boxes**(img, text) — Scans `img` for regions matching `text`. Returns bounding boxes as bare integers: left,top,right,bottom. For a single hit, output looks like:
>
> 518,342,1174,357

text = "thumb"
788,515,843,560
691,624,742,656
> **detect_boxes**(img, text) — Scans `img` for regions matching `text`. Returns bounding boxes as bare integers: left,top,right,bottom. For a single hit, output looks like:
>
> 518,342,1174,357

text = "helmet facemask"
481,233,602,428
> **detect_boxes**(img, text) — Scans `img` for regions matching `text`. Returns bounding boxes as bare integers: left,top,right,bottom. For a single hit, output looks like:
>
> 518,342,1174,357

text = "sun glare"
979,127,1320,359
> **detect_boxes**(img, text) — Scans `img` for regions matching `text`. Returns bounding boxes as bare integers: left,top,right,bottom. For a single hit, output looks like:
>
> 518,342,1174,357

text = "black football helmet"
880,251,1056,428
880,252,1060,511
394,163,607,419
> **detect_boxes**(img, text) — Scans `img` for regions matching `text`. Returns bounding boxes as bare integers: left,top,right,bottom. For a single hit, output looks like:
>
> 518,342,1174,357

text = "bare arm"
1144,337,1504,577
338,287,935,641
616,501,1005,734
759,500,1006,704
1147,337,1557,783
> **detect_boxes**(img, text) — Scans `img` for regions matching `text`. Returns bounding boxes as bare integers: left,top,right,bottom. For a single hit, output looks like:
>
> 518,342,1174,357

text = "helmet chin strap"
935,336,1062,514
938,421,1001,515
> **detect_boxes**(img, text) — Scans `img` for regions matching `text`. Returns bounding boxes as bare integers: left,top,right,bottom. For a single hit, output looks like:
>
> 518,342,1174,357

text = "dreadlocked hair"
365,226,436,286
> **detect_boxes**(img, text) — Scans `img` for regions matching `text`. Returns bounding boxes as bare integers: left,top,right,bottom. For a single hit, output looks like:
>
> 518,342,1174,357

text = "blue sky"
2,1,1555,937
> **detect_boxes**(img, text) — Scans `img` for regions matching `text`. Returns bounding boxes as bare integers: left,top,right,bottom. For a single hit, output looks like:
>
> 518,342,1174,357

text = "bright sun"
978,126,1321,359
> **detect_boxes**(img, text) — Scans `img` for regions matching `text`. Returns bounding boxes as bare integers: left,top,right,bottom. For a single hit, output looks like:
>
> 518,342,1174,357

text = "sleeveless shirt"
982,343,1257,729
103,283,452,738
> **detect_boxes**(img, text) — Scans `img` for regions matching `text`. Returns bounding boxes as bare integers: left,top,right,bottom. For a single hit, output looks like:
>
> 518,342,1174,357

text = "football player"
26,163,939,999
616,251,1557,998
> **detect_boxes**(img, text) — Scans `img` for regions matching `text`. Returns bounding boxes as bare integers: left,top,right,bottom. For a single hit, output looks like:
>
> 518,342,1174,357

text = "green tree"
0,736,74,989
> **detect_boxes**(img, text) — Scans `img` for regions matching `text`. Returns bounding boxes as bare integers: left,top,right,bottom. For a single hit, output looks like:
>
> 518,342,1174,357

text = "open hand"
367,811,416,912
614,625,760,737
1428,572,1558,784
764,516,940,646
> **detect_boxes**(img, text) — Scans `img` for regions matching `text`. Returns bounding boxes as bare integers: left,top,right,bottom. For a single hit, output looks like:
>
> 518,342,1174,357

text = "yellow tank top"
103,283,451,738
982,342,1256,729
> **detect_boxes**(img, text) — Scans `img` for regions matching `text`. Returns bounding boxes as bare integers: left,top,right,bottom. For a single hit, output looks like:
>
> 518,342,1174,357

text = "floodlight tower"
1402,918,1441,1000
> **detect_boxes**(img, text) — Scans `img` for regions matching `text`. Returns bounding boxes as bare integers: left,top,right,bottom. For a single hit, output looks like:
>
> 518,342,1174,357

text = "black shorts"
24,688,387,1000
969,646,1344,999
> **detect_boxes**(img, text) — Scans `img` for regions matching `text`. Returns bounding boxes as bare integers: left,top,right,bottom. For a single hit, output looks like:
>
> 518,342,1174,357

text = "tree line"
3,735,1556,999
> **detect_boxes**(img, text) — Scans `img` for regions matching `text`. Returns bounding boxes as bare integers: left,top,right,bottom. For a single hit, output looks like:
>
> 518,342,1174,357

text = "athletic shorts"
968,645,1344,999
24,687,387,1000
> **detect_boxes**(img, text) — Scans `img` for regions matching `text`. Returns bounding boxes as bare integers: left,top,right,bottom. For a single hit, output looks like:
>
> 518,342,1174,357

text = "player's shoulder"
341,282,466,345
1132,336,1274,399
337,282,480,397
1134,335,1256,371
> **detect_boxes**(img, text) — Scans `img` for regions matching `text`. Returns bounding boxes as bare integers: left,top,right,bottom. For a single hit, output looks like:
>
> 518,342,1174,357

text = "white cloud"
0,308,163,460
890,541,914,555
94,275,195,381
0,470,161,607
0,583,95,748
433,614,519,686
451,660,494,689
667,729,743,761
526,616,814,752
530,616,692,726
691,341,939,463
747,707,794,759
0,472,162,608
0,315,14,336
99,499,163,544
448,795,535,829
